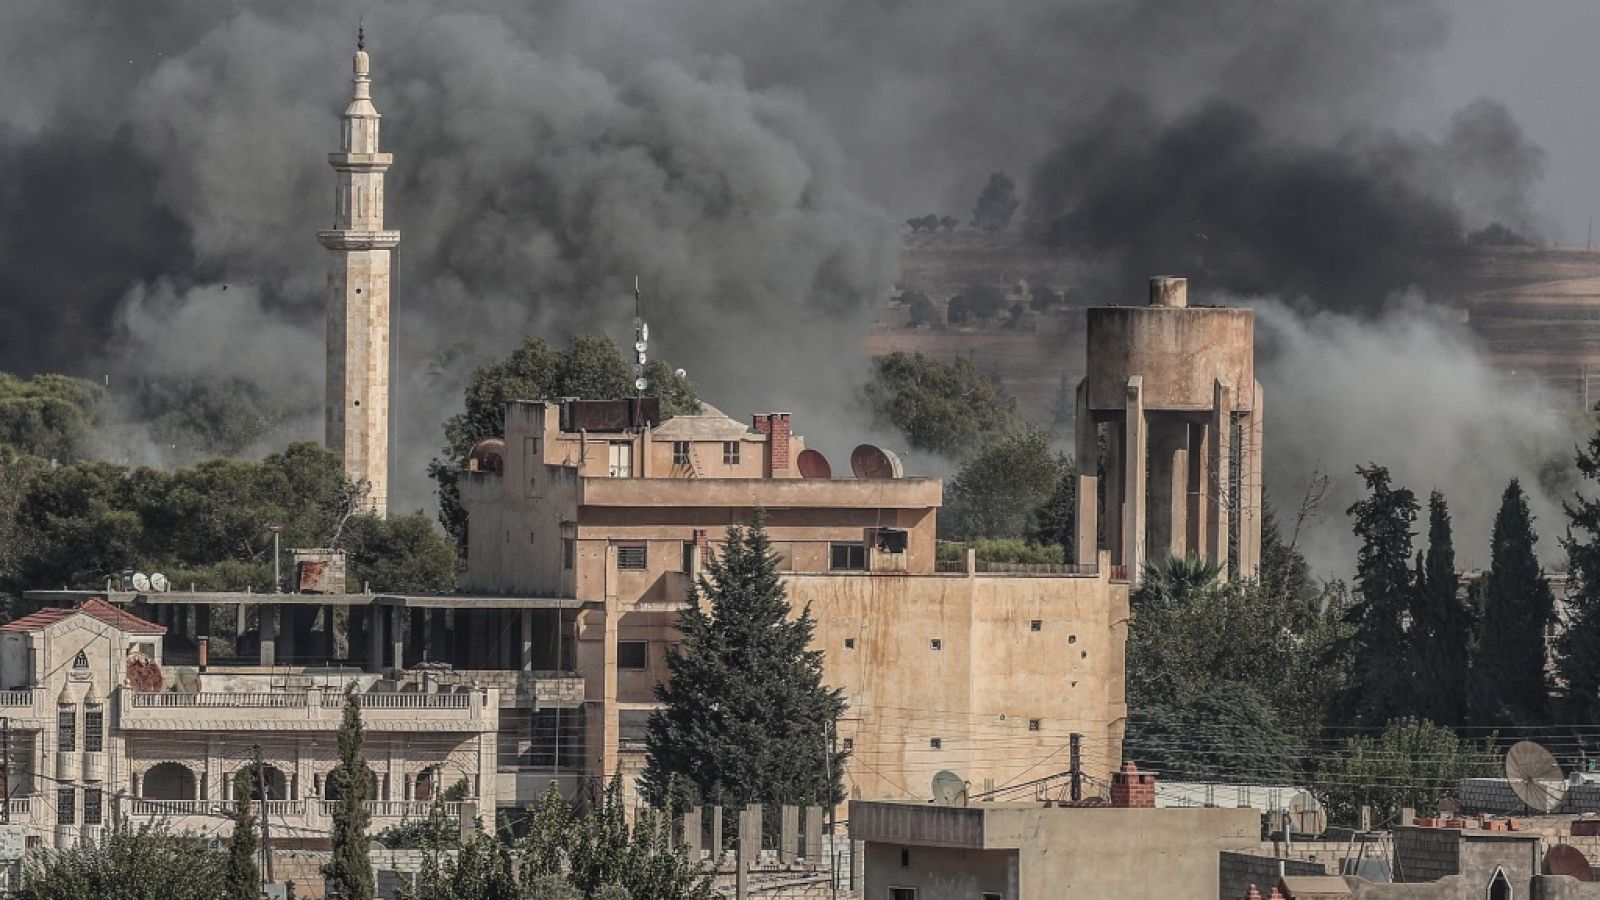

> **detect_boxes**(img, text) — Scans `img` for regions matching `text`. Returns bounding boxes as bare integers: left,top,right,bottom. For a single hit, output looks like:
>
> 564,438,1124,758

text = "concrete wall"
1219,852,1327,900
865,841,1016,900
1084,306,1255,412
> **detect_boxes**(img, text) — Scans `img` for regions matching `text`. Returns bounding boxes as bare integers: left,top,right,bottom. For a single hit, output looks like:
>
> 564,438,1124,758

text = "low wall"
1218,851,1326,900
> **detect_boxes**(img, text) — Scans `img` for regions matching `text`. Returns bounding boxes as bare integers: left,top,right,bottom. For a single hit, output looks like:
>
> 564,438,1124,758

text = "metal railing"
357,693,470,710
975,561,1099,576
130,692,308,709
319,800,465,818
129,799,231,817
0,690,34,707
934,559,968,573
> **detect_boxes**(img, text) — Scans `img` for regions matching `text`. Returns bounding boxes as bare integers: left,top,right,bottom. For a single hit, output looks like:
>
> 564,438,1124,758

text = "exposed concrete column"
259,604,278,667
367,605,384,673
206,735,222,802
520,608,534,670
235,604,247,639
1187,421,1210,559
601,545,620,778
1123,377,1147,585
1146,420,1188,562
1240,380,1265,579
1103,420,1124,566
1209,379,1233,582
1073,379,1099,568
389,607,405,673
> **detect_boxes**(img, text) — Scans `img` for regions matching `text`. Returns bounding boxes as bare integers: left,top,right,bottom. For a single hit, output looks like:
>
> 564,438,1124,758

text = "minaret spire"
318,28,399,516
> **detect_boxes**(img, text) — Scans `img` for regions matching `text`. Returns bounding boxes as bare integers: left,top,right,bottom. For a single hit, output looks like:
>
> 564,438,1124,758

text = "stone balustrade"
117,686,497,733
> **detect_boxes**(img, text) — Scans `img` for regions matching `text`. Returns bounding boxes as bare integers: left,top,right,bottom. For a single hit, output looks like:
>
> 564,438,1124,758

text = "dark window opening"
830,543,866,571
562,538,575,570
57,710,75,753
722,441,740,465
84,708,103,752
57,788,74,825
618,641,648,670
673,441,691,466
82,788,102,825
616,543,648,570
929,738,942,750
1028,719,1041,732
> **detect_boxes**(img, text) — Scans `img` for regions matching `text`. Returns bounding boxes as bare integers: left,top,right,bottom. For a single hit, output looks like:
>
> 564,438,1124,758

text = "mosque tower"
318,26,398,515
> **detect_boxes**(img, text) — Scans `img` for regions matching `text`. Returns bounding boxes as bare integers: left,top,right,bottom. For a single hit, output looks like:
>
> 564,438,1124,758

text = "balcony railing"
357,693,470,710
129,799,231,817
0,690,35,707
319,800,466,818
5,797,32,816
130,692,307,709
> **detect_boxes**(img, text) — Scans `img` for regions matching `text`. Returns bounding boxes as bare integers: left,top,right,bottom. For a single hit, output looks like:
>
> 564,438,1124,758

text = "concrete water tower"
1073,277,1262,584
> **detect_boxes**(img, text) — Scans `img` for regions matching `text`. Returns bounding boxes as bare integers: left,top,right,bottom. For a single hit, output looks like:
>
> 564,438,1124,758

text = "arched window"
1487,866,1512,900
142,762,197,800
234,765,289,802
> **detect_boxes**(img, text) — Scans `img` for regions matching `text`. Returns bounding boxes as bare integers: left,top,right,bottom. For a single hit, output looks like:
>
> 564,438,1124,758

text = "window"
57,709,75,753
722,441,740,465
929,639,942,651
608,442,634,478
616,543,648,570
82,788,102,826
928,738,942,750
681,541,695,573
672,441,691,466
830,543,866,571
72,650,88,670
1030,620,1042,632
982,894,1003,900
84,708,103,752
844,638,856,650
1028,719,1041,732
1067,634,1077,644
891,888,919,900
563,538,576,570
618,641,648,670
842,737,854,752
57,788,74,825
529,530,537,545
899,850,910,868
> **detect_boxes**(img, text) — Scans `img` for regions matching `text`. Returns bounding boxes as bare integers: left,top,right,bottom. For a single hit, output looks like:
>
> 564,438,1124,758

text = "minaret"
318,26,398,515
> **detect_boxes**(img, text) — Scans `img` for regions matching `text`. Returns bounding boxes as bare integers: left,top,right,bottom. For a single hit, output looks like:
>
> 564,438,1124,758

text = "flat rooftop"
22,590,586,610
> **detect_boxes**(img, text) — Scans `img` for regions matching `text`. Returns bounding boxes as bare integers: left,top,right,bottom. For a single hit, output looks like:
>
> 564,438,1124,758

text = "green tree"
942,429,1063,540
12,822,230,900
566,779,714,900
1027,456,1076,560
642,520,846,808
431,335,700,544
0,372,105,461
945,283,1008,324
1126,687,1300,783
324,691,375,900
1315,718,1497,827
342,514,458,593
1341,464,1419,726
859,352,1017,459
226,767,262,900
971,171,1020,233
1410,491,1471,725
401,825,519,900
1472,479,1554,724
1560,420,1600,723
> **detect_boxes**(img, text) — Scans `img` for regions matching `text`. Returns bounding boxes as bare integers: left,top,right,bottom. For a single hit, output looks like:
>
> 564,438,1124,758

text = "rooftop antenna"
632,276,649,395
357,19,366,52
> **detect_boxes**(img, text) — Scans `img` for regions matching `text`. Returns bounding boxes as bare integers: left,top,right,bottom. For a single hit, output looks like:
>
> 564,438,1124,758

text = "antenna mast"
632,276,649,397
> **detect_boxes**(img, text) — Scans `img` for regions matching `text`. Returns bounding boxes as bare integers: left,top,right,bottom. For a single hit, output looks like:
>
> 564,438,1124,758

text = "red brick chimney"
768,413,791,473
752,415,771,435
1110,761,1156,808
693,529,709,553
1243,887,1262,900
1268,889,1285,900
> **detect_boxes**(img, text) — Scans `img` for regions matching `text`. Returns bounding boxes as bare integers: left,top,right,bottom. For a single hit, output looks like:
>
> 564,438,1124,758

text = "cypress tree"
1561,422,1600,723
1474,479,1554,724
642,518,847,808
1342,464,1419,725
1412,491,1470,724
225,767,260,900
323,691,374,900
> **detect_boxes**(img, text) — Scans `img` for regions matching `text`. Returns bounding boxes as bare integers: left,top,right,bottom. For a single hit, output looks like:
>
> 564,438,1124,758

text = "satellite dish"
1545,844,1595,881
634,378,648,391
131,572,151,593
850,444,904,479
797,449,833,479
1286,791,1327,836
634,340,647,353
1507,740,1567,813
640,323,649,341
673,368,687,379
150,573,169,593
931,770,968,807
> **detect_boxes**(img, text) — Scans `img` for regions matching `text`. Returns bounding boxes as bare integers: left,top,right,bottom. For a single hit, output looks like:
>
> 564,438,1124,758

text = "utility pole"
254,744,274,884
2,716,9,825
1069,733,1082,802
825,720,838,900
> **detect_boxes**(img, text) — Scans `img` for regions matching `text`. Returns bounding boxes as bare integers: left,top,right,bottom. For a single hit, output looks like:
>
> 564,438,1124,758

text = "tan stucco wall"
1085,306,1255,411
865,842,1016,900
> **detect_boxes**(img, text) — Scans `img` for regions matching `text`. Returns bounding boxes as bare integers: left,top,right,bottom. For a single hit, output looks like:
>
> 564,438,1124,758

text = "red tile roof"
0,598,166,635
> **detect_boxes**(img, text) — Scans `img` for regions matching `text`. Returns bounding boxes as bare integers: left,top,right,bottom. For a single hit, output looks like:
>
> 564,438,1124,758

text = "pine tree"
642,518,847,808
225,767,261,900
1473,479,1554,724
1411,491,1470,724
1341,464,1419,725
323,691,374,900
1562,422,1600,723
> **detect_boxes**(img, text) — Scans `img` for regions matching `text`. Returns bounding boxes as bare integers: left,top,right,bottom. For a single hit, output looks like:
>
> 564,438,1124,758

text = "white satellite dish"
674,368,687,379
150,573,169,593
634,340,647,353
634,378,648,391
131,572,151,593
931,770,968,807
640,323,649,341
1286,791,1327,836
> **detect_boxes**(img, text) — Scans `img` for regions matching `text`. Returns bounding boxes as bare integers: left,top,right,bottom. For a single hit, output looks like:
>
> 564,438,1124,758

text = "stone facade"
318,35,398,515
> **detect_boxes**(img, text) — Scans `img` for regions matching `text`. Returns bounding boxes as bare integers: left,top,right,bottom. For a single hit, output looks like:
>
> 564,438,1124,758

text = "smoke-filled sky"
1,0,1598,569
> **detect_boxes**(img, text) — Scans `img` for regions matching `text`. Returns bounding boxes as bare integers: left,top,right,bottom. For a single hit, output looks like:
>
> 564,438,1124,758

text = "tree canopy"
972,171,1020,233
860,351,1017,460
1341,464,1419,726
0,372,105,461
1560,418,1600,723
11,823,231,900
642,520,846,808
1472,479,1553,725
942,429,1067,542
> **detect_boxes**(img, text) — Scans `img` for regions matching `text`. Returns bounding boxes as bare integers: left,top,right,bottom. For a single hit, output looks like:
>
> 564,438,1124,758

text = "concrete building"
1075,276,1263,583
319,28,398,516
457,399,1132,804
850,765,1261,900
0,598,499,852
